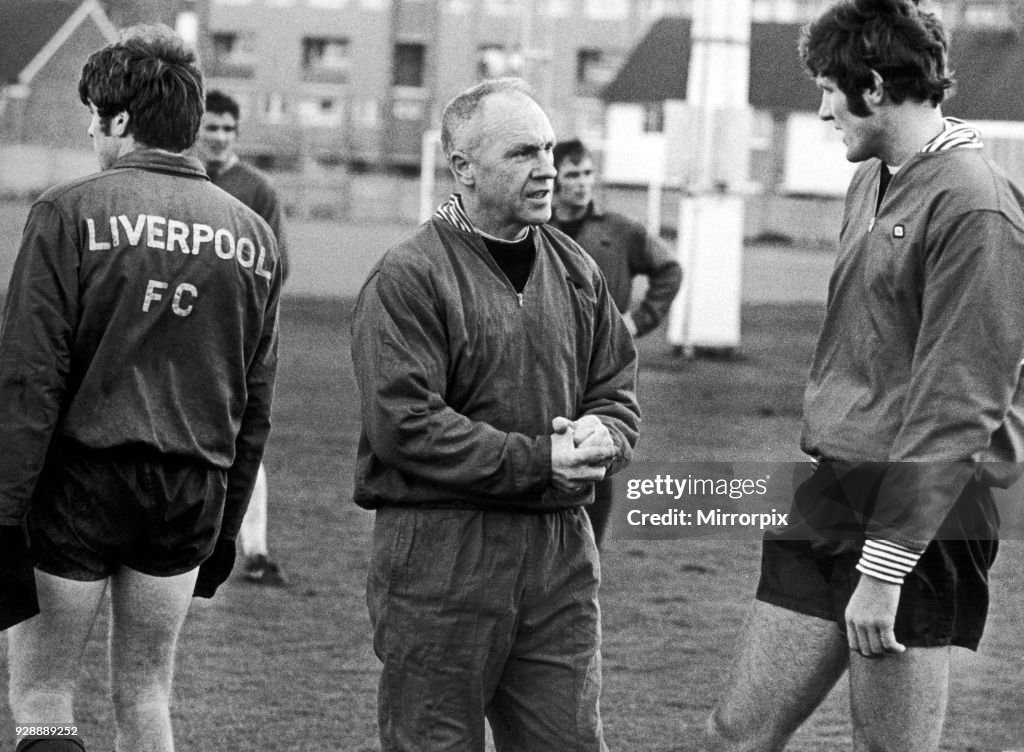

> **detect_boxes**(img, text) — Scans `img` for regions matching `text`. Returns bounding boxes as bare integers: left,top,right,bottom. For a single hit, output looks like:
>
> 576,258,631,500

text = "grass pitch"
0,277,1022,750
0,191,1019,749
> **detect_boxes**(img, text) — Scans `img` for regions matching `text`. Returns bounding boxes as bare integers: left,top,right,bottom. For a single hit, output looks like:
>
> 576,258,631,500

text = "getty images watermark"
624,473,787,530
606,461,1024,541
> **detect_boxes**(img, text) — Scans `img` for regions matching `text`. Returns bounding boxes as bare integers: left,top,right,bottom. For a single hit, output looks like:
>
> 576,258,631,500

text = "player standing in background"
0,26,281,752
196,89,289,587
351,78,640,752
703,1,1024,750
550,138,682,547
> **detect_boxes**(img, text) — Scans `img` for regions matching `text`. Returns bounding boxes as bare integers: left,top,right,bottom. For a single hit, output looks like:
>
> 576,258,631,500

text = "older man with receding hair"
350,77,640,751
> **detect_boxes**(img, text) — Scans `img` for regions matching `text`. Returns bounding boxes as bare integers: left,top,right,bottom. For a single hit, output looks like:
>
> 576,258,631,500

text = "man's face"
88,102,122,171
554,155,596,213
464,91,557,239
816,75,881,163
197,110,238,165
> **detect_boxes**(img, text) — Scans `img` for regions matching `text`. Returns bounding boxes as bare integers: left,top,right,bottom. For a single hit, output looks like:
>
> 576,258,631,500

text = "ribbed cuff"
856,538,924,585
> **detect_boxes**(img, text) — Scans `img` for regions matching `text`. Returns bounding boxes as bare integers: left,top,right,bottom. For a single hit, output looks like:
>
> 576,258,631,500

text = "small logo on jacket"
893,225,905,238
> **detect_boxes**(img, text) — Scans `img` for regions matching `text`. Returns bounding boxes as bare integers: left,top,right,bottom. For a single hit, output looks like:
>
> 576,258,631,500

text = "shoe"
242,554,289,587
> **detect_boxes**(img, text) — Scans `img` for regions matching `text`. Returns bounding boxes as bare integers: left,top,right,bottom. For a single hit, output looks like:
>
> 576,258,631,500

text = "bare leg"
849,647,950,752
7,571,108,743
238,463,268,559
108,567,198,752
703,601,849,751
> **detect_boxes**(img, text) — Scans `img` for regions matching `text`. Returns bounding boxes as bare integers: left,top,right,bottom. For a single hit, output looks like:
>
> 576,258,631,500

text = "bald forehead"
455,90,553,154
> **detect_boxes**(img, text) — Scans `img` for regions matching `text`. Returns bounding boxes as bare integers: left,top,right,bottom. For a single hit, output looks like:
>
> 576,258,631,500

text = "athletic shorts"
756,461,999,650
26,439,228,581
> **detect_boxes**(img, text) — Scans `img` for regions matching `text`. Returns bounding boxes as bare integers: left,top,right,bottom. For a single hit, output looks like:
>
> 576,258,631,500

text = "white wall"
601,104,668,184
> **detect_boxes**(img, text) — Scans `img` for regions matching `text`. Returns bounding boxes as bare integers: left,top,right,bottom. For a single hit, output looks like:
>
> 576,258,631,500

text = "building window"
483,0,516,16
298,97,344,128
302,37,350,81
642,102,664,133
543,0,569,18
476,45,523,80
392,43,426,88
575,48,621,96
583,0,628,20
263,92,289,125
211,32,256,77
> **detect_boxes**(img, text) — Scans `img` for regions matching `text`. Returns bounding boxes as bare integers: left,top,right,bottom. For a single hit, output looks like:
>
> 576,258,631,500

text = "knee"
9,684,75,721
702,705,787,752
111,676,172,716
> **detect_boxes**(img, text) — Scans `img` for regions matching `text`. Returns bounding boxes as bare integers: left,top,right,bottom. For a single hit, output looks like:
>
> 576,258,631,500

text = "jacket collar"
433,193,533,242
110,148,209,179
921,117,983,153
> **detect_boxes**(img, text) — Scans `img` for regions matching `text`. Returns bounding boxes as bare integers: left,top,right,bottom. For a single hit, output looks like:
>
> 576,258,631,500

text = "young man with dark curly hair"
703,1,1024,749
0,25,282,752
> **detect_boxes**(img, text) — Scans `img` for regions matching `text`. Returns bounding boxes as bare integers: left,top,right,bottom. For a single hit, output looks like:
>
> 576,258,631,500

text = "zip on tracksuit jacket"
351,195,640,511
802,119,1024,582
0,149,282,541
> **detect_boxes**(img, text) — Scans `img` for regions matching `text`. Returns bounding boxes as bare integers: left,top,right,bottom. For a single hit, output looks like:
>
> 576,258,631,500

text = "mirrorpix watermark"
606,460,1024,541
610,462,794,540
625,474,786,529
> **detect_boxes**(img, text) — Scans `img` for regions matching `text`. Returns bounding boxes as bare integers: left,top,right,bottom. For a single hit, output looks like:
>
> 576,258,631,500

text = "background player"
0,25,281,752
550,137,682,546
704,1,1024,749
196,89,289,587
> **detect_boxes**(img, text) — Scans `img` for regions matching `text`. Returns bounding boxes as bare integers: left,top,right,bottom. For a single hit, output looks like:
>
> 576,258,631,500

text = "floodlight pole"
666,0,752,355
419,129,441,223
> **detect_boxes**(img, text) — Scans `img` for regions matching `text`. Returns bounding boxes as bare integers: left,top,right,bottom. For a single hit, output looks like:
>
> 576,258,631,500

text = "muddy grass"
2,299,1022,751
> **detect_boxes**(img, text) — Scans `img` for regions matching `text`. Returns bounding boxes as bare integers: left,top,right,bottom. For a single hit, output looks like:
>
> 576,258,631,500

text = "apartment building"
204,0,703,170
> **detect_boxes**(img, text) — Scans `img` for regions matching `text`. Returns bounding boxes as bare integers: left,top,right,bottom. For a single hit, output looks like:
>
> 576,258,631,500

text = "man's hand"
845,574,906,658
551,417,617,494
556,415,615,454
0,524,40,630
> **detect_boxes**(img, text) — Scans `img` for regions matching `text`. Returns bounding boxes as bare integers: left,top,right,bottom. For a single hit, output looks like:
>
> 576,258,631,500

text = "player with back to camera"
550,137,682,547
351,77,640,751
702,1,1024,750
196,89,290,587
0,25,282,752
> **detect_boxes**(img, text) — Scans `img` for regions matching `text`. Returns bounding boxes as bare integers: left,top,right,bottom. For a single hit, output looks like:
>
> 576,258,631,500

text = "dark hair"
206,89,241,122
552,138,591,191
440,77,536,158
799,0,954,116
78,24,204,152
553,138,589,170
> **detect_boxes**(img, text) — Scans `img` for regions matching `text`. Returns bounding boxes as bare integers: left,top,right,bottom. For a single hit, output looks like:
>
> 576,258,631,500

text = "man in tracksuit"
0,26,281,752
705,1,1024,750
550,137,682,546
351,78,640,751
197,88,290,587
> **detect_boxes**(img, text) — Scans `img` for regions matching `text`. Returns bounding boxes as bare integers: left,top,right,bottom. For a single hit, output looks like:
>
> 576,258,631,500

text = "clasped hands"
550,415,617,495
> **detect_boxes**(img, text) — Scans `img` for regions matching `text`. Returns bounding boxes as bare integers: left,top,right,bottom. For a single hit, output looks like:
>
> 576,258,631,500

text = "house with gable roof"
0,0,118,193
599,16,1024,197
0,0,118,147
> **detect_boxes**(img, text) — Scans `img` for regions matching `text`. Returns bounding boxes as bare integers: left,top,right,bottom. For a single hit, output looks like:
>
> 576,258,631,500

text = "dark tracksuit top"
550,203,682,337
209,159,290,284
351,195,640,511
801,119,1024,582
0,149,283,540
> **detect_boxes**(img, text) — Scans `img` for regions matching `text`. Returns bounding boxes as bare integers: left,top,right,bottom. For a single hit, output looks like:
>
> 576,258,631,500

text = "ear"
448,150,475,188
865,69,886,107
110,111,130,137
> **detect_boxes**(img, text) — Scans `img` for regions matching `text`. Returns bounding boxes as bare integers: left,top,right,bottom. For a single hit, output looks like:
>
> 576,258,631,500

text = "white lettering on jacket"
85,213,274,278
